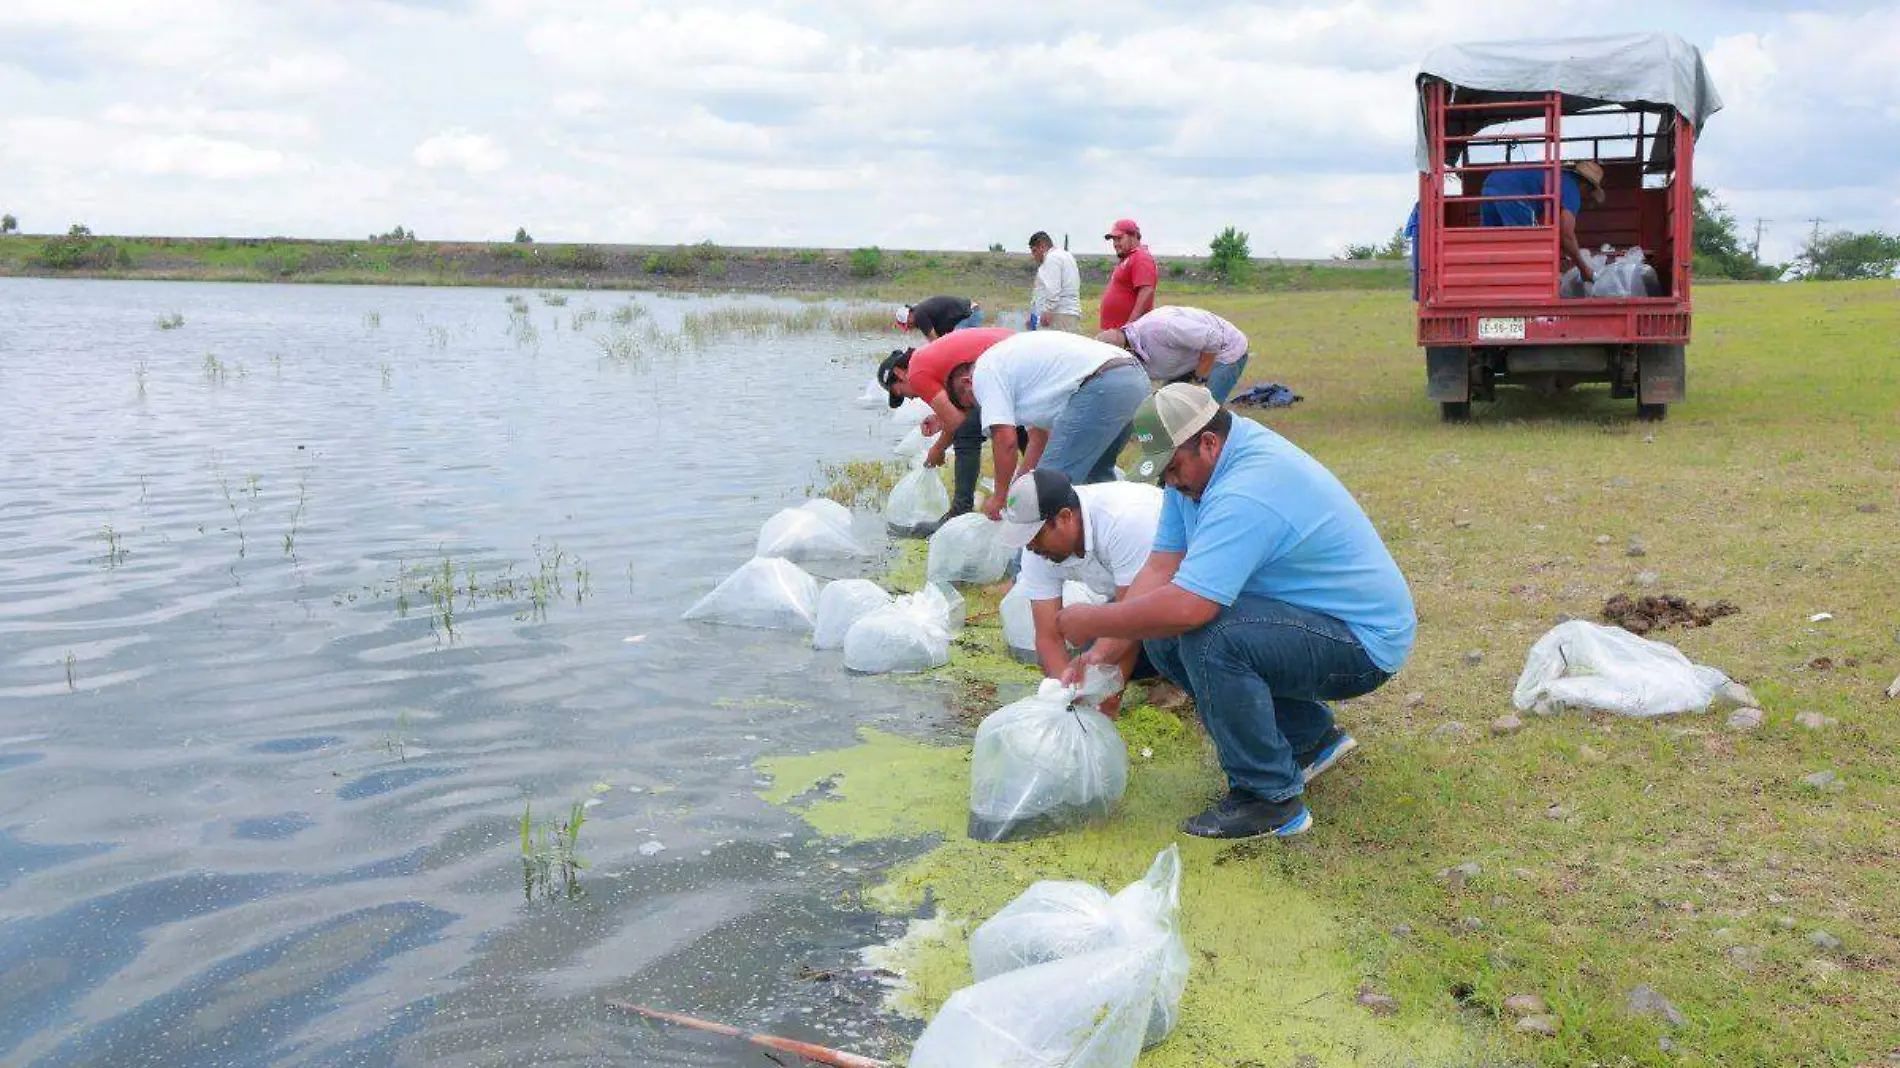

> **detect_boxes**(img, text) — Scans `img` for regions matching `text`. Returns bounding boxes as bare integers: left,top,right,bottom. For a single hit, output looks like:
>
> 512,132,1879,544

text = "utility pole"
1807,217,1824,244
1752,218,1769,259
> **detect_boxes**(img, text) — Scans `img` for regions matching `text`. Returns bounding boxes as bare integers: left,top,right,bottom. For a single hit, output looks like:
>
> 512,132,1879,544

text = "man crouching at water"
1054,384,1415,839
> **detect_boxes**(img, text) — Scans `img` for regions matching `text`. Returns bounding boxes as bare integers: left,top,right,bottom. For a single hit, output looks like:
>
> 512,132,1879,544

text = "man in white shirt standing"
943,331,1152,514
1027,231,1081,332
997,468,1163,697
1100,305,1253,402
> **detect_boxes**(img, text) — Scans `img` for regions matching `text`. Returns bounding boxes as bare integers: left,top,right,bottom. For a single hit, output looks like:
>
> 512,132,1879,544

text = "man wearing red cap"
1100,219,1158,331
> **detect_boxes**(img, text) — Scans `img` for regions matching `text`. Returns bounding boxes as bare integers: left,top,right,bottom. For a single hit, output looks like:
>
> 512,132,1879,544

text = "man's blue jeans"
1143,595,1392,802
1040,363,1150,484
1204,353,1250,404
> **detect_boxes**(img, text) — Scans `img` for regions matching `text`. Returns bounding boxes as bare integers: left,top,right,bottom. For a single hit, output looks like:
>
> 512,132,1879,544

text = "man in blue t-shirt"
1480,159,1605,285
1055,384,1416,839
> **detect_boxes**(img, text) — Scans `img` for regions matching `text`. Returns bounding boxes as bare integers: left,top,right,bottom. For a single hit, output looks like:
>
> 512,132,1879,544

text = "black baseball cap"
877,348,914,409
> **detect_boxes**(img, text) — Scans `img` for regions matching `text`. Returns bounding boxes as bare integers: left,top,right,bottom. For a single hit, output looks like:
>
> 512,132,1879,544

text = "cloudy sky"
1,1,1894,262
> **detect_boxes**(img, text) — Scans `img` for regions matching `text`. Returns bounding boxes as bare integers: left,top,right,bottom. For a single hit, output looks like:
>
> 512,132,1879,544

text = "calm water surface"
0,279,947,1066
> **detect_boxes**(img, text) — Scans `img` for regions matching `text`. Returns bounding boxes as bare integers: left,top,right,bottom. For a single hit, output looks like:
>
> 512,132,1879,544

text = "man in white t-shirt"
998,468,1164,691
944,331,1152,518
1028,231,1081,332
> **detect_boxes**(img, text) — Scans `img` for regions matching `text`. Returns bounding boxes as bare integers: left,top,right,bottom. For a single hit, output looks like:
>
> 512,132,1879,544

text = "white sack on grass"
1002,581,1109,664
968,668,1129,842
892,397,932,427
886,464,951,536
907,939,1166,1068
842,585,954,674
926,513,1014,585
755,499,867,561
1512,620,1731,717
812,579,892,650
930,580,967,632
680,556,818,630
968,845,1191,1048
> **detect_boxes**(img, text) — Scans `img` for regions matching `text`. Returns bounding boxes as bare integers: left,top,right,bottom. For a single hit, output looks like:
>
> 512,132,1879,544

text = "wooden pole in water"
604,1000,894,1068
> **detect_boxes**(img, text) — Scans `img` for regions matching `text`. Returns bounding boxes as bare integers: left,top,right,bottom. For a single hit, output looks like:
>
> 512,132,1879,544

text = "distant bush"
256,251,304,277
1168,263,1187,278
645,245,698,275
793,249,820,265
1208,226,1252,284
691,240,725,262
560,244,606,271
514,227,533,243
36,223,115,269
849,246,883,278
988,242,1006,253
1,213,17,234
1341,243,1376,260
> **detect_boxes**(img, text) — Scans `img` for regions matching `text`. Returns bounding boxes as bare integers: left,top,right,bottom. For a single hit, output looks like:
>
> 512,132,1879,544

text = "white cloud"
116,134,289,179
412,128,509,174
216,53,356,95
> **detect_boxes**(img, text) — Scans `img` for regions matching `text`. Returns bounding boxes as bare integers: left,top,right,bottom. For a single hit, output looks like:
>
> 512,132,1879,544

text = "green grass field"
771,278,1900,1067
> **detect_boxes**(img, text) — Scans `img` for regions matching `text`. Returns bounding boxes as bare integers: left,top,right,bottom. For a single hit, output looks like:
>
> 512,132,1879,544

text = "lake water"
0,279,946,1066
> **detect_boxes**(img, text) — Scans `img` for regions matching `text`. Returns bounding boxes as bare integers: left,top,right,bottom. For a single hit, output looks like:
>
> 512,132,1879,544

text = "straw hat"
1570,160,1607,204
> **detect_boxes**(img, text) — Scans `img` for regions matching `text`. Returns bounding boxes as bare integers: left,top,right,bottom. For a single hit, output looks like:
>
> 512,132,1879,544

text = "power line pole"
1752,218,1769,259
1807,217,1825,244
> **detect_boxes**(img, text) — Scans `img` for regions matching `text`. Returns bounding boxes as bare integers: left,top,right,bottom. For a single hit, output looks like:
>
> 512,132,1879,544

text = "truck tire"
1441,401,1472,422
1637,403,1667,422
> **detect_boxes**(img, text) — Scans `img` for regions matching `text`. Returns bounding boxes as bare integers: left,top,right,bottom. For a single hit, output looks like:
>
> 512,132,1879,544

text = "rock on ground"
1503,993,1549,1016
1356,988,1400,1016
1429,721,1473,742
1794,711,1834,730
1626,984,1687,1028
1726,707,1764,731
1801,770,1843,792
1491,713,1524,735
1810,930,1844,951
1516,1014,1560,1036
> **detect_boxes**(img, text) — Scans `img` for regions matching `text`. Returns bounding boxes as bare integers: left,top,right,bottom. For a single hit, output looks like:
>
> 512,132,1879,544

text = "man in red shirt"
878,327,1013,520
1099,218,1158,330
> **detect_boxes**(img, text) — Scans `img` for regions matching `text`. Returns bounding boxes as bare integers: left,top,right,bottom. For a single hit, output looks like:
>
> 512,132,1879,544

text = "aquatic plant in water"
155,312,185,330
520,799,588,900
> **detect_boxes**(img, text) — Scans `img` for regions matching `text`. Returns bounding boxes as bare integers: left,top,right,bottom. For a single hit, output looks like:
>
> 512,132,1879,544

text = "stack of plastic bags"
1513,620,1734,718
967,846,1191,1048
886,463,951,539
968,667,1129,842
1000,581,1108,664
913,814,1190,1068
926,514,1014,585
754,499,867,562
843,585,955,674
680,556,818,630
1562,246,1660,299
811,579,891,650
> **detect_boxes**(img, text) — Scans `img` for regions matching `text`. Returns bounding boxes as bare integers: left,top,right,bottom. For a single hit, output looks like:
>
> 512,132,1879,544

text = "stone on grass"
1857,502,1880,514
1800,770,1843,792
1594,534,1612,545
1809,930,1843,951
1626,984,1687,1028
1503,993,1549,1017
1516,1014,1560,1037
1775,915,1796,931
1725,707,1764,731
1794,711,1833,730
1458,916,1485,932
1356,988,1400,1016
1403,691,1426,709
1390,923,1413,939
1453,518,1472,529
1545,804,1572,820
1716,681,1759,709
1633,570,1661,588
1437,861,1481,889
1462,649,1484,667
1626,539,1648,557
1429,721,1473,743
1490,713,1524,736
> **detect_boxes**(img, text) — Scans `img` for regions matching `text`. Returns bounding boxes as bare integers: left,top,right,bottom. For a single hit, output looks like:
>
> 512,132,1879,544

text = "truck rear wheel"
1441,401,1472,422
1637,403,1667,422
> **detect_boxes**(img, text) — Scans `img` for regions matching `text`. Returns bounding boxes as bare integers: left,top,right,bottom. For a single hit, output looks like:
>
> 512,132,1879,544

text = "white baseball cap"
996,468,1081,549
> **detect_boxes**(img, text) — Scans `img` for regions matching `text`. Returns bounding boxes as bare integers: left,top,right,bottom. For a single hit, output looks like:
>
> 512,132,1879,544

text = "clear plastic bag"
892,397,932,427
1002,581,1108,664
908,938,1165,1068
893,425,931,462
930,580,967,632
812,579,892,650
680,556,818,630
968,668,1130,842
968,845,1191,1049
842,585,954,674
1512,620,1732,718
885,463,950,538
755,499,867,561
1588,247,1655,298
926,513,1014,585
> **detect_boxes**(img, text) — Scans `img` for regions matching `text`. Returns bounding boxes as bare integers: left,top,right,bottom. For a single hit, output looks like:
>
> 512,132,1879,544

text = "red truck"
1414,34,1724,421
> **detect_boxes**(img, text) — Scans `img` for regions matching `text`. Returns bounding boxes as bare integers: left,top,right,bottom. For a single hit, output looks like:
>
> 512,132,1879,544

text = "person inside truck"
1479,158,1605,284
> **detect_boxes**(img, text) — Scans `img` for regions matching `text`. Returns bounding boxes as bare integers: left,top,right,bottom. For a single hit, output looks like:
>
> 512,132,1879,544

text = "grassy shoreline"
0,233,1408,306
764,278,1899,1066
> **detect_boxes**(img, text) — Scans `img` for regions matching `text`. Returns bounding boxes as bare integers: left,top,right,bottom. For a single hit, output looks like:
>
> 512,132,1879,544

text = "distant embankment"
0,233,1408,299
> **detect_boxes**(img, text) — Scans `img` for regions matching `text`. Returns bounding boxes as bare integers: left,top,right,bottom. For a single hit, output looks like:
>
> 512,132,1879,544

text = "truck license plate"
1478,317,1526,341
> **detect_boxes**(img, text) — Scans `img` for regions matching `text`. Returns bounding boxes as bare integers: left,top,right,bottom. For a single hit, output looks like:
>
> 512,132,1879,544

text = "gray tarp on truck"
1416,33,1724,171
